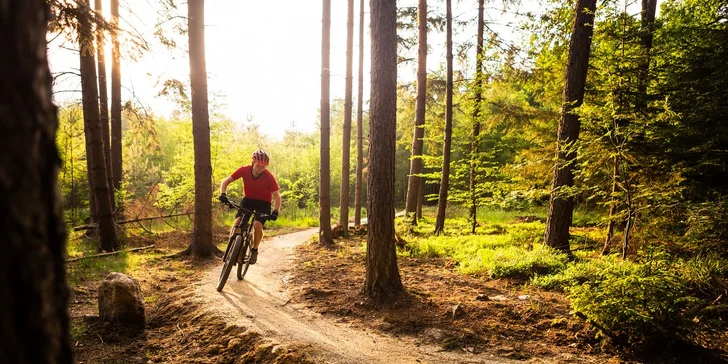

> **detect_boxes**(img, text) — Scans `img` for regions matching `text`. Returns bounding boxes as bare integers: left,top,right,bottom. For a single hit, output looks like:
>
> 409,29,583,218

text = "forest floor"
67,225,724,363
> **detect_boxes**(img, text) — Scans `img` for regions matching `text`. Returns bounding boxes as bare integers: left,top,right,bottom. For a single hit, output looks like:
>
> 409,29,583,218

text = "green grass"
398,208,568,279
66,231,165,287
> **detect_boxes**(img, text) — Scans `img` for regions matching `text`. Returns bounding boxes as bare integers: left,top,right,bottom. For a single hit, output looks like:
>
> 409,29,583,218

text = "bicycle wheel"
237,232,253,280
216,234,243,292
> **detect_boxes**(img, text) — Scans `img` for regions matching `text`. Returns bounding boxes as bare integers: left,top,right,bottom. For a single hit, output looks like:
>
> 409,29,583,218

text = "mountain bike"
216,200,271,292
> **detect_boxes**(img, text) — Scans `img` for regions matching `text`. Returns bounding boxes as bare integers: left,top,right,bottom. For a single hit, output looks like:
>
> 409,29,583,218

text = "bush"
559,253,728,347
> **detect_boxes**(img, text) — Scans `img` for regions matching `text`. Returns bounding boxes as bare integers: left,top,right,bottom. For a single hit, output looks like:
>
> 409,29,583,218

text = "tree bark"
320,0,334,246
469,0,484,234
365,0,404,301
79,0,118,252
339,0,355,236
354,0,366,227
95,0,114,210
405,0,427,225
186,0,215,257
0,1,73,362
434,0,453,235
636,0,657,112
110,0,122,195
544,0,597,254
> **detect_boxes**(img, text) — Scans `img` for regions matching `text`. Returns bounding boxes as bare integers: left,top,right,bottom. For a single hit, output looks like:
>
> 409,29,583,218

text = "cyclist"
218,149,281,264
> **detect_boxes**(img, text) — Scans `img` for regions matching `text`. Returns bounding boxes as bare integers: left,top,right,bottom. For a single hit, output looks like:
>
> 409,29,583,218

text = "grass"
398,207,569,279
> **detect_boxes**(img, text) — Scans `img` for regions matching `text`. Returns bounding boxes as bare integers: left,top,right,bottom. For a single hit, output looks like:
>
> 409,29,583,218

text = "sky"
48,0,652,140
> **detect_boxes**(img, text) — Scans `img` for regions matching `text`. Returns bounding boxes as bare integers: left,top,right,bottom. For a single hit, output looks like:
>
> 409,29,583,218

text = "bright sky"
48,0,652,140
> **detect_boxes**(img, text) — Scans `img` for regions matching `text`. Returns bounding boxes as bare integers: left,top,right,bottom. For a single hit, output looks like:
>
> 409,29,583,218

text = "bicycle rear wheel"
216,234,243,292
237,232,253,280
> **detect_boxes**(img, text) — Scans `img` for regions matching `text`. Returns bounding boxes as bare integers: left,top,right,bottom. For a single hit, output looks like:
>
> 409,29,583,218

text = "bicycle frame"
221,202,270,263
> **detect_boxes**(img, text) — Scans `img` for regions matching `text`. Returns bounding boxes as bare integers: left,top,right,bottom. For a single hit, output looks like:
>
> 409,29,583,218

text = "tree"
95,0,114,210
434,0,454,235
544,0,597,254
0,1,73,361
405,0,427,225
604,0,657,253
110,0,122,195
339,0,355,236
79,0,118,252
354,0,366,227
469,0,485,234
365,0,404,301
184,0,216,257
320,0,334,247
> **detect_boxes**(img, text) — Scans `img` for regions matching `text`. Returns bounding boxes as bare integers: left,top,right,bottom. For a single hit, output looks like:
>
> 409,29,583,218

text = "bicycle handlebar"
222,200,272,219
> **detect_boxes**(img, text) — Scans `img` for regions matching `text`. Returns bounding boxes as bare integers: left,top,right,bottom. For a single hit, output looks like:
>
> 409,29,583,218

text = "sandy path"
194,229,512,364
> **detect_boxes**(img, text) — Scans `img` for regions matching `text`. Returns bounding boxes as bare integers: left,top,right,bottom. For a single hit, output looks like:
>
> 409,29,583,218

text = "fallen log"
67,245,155,262
73,212,193,231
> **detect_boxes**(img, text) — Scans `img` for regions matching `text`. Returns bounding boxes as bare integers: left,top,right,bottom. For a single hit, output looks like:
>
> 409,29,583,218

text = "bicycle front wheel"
237,233,252,280
216,234,243,292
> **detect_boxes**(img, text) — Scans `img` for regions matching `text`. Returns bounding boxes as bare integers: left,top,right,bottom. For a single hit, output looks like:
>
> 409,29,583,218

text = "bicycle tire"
237,232,252,280
216,234,243,292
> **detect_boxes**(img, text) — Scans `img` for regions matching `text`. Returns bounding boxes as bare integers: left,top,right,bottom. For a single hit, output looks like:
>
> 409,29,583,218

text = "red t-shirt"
230,165,279,203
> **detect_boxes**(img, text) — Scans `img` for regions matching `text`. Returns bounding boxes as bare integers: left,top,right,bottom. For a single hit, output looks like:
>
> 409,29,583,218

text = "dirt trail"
194,229,513,364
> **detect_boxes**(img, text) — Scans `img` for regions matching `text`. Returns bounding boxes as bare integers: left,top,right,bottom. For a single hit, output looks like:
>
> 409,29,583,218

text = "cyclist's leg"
252,220,264,249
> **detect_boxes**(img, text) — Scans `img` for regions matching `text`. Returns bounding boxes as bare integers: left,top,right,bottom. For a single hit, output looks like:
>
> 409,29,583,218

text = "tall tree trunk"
405,0,427,225
365,0,404,301
339,0,354,236
469,0,484,234
0,1,73,361
636,0,657,112
544,0,597,254
354,0,365,227
79,0,118,252
434,0,453,235
320,0,334,246
110,0,122,196
186,0,215,257
95,0,114,211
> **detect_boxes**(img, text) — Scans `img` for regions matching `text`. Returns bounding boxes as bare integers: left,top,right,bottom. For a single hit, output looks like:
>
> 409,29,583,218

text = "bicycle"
216,200,271,292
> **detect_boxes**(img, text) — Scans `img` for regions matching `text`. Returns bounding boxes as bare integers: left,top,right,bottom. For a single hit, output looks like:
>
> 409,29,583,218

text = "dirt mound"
146,287,313,363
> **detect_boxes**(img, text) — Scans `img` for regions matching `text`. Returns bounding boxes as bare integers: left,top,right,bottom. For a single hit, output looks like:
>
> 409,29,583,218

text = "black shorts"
235,198,272,225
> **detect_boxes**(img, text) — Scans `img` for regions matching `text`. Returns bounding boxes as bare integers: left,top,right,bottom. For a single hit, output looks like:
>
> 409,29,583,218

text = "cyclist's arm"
272,190,282,211
220,176,235,195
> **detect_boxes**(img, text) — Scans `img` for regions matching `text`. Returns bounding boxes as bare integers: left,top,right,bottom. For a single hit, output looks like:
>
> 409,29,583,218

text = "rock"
518,294,531,300
98,272,145,329
452,304,466,319
490,295,508,301
377,322,394,331
475,294,489,301
423,328,445,342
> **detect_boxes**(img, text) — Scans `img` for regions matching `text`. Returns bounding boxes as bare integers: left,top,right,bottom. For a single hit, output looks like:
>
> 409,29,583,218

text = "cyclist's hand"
270,210,279,221
218,193,229,204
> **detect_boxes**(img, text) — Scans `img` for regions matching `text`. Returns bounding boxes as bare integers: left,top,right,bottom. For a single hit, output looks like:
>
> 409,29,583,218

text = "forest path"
194,228,511,364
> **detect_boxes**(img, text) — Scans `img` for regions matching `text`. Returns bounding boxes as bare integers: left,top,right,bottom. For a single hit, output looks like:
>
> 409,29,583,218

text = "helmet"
252,149,270,166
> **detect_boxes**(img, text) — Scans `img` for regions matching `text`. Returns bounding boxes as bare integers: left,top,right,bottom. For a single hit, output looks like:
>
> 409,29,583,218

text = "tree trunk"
0,1,73,362
320,0,334,246
79,0,118,252
405,0,427,225
636,0,657,112
354,0,365,227
469,0,484,234
110,0,122,195
434,0,453,235
186,0,216,257
365,0,404,301
95,0,114,210
544,0,597,254
339,0,354,236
